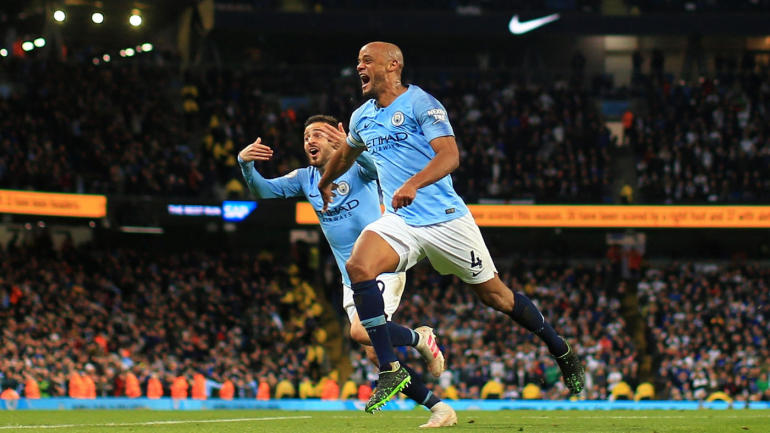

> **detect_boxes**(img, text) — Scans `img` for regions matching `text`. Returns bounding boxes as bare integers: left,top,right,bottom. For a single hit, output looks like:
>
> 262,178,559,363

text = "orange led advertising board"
0,189,107,218
295,202,770,228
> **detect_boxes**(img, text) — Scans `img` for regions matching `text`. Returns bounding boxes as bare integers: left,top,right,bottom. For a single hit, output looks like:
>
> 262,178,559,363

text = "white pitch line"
0,415,312,430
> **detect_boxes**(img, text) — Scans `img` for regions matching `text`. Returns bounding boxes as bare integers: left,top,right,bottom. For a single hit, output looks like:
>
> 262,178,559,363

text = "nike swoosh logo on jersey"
508,13,560,35
308,193,320,198
472,271,482,277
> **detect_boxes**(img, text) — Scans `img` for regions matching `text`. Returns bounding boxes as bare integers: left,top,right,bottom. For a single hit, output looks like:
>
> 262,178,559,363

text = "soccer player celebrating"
238,114,457,428
318,42,585,413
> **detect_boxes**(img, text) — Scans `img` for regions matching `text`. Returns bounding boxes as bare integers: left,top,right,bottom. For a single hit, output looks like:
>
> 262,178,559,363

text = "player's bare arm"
237,137,274,162
392,135,459,210
318,137,364,212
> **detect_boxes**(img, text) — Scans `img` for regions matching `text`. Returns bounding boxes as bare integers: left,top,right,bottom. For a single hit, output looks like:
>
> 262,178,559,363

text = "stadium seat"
219,380,235,400
0,389,20,400
147,376,163,399
706,392,733,404
635,382,655,401
522,383,543,400
192,374,206,400
357,384,372,401
24,377,40,399
443,385,459,400
256,380,270,400
481,379,504,399
171,376,189,399
125,373,141,398
298,379,314,399
610,381,633,401
340,380,358,400
320,377,340,400
68,372,84,398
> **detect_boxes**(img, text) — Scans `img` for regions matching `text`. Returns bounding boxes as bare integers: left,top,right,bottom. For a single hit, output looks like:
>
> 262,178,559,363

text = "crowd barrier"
2,398,769,411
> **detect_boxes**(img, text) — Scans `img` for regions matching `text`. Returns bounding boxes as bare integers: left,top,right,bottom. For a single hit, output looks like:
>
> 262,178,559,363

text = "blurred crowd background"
1,232,768,402
2,0,770,405
2,58,768,204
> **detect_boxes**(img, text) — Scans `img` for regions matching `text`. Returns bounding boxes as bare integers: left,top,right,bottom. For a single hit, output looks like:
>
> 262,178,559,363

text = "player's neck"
376,83,408,108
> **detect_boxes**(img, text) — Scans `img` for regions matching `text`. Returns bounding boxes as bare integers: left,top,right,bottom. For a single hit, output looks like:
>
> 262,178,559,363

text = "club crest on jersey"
391,111,405,126
336,181,350,196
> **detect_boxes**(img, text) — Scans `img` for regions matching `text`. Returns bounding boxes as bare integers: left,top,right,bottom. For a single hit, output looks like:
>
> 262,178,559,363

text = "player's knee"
345,259,375,282
474,284,513,312
488,293,512,311
350,323,371,346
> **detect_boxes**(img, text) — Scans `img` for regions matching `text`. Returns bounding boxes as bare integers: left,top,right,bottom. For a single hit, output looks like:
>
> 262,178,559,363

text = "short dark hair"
304,114,338,128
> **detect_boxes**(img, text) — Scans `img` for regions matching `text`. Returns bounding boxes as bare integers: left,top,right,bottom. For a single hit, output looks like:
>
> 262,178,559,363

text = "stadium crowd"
631,73,770,203
0,61,207,197
2,234,768,402
638,262,770,402
0,233,330,400
3,56,770,204
0,59,612,204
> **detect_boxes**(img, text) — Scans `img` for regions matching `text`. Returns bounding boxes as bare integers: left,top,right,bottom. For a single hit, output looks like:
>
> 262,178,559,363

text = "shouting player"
318,42,585,413
238,114,457,428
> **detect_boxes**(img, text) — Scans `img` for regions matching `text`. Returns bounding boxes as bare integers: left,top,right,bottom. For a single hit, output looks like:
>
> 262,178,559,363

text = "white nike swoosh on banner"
508,13,560,35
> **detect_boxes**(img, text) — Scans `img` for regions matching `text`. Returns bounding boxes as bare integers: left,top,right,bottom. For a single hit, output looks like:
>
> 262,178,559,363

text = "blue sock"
353,279,398,368
401,365,440,409
508,292,568,357
387,322,419,347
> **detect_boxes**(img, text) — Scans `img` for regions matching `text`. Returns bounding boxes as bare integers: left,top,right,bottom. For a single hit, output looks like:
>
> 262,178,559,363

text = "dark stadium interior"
1,0,770,412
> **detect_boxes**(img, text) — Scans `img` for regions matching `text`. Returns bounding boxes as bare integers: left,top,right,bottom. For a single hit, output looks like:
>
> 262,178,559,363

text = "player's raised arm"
324,122,378,180
391,136,459,210
237,137,303,199
317,123,365,211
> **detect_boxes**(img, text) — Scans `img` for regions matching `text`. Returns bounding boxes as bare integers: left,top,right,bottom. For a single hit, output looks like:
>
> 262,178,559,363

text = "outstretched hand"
319,122,348,150
238,137,274,162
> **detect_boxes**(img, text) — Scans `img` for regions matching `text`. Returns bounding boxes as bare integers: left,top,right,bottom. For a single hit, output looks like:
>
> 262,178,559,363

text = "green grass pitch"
1,410,768,432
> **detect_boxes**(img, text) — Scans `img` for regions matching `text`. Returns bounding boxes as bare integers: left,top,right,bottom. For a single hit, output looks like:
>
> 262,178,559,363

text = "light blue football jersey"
346,85,468,226
239,155,382,286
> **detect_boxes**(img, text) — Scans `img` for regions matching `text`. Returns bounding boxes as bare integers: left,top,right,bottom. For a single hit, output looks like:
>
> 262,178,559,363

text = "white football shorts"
364,212,497,284
342,272,406,322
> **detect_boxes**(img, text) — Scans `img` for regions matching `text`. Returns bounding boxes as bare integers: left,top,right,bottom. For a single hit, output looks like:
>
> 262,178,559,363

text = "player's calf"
351,319,420,348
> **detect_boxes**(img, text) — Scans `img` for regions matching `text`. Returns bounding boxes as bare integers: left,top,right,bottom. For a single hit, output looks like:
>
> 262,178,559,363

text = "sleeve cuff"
347,136,365,149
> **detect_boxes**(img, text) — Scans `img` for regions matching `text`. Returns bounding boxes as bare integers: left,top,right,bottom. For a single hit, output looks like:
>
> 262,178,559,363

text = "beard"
362,73,382,98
